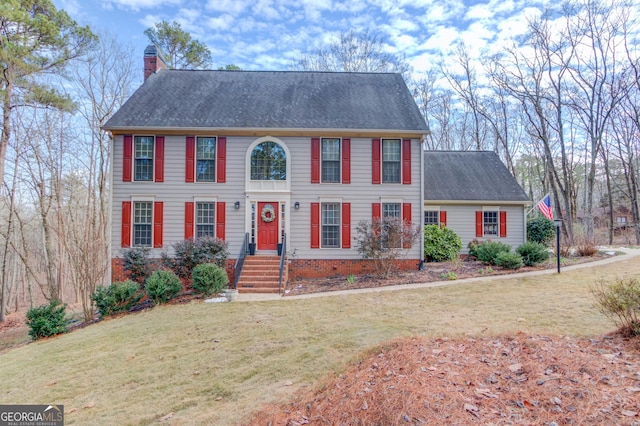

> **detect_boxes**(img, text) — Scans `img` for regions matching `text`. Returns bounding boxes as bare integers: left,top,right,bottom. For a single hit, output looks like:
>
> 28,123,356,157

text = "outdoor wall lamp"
234,201,240,210
294,201,300,210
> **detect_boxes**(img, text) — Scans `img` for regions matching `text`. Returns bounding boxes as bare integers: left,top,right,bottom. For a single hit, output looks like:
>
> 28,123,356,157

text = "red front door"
257,202,279,250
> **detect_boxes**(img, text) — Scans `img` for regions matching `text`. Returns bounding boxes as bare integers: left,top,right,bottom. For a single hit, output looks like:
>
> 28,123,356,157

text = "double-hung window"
133,201,153,246
483,211,498,236
134,136,154,181
382,139,401,183
321,138,340,183
424,210,439,226
196,137,216,181
321,203,341,248
382,202,402,248
196,202,216,238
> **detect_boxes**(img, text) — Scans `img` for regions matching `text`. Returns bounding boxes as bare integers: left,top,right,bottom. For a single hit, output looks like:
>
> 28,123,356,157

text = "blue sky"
54,0,549,77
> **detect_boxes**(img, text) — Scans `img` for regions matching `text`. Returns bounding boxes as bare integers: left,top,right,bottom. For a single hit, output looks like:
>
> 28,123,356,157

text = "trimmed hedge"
192,263,229,296
92,280,142,317
26,300,68,340
474,241,512,265
516,241,550,266
423,225,462,262
145,270,183,304
527,217,556,246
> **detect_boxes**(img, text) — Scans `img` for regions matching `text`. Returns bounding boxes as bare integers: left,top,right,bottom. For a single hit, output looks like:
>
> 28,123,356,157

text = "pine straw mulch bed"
249,333,640,425
283,254,609,296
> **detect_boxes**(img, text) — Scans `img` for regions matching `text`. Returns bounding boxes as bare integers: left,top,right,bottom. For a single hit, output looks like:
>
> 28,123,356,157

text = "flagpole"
527,193,550,216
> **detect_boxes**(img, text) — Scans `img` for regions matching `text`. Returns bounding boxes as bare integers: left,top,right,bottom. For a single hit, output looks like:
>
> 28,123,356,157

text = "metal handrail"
233,233,249,289
278,233,287,294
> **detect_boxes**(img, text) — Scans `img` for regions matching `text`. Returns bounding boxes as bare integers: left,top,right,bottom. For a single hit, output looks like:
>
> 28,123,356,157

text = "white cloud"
206,14,235,32
105,0,183,12
206,0,251,15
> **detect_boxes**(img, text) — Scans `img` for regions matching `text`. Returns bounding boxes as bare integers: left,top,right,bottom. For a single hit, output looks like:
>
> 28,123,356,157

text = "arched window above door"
250,141,286,181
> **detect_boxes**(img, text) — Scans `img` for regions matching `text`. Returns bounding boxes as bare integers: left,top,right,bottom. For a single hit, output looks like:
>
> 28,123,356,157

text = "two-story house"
104,46,429,291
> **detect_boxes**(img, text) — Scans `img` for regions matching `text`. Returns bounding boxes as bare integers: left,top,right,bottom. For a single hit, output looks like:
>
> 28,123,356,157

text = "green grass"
0,256,638,425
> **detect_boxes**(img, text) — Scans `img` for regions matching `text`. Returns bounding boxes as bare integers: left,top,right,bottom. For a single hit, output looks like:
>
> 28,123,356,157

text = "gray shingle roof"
104,70,428,132
424,151,529,203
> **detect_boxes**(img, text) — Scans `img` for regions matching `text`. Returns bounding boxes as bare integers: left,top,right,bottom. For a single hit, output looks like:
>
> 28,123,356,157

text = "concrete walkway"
235,247,640,303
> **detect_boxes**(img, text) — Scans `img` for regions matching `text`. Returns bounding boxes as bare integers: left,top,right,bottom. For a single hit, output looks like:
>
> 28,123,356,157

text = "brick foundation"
110,258,237,284
287,258,421,280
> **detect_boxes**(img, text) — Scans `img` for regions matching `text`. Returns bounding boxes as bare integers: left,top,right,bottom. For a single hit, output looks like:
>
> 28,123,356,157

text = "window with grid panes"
383,203,401,247
321,203,340,248
133,201,153,246
321,138,340,183
483,211,498,236
250,141,286,180
382,139,401,183
196,137,216,181
196,202,215,238
424,210,439,225
134,136,154,181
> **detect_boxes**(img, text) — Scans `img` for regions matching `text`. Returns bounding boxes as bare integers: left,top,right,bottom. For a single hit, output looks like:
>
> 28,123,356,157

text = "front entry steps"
236,255,287,293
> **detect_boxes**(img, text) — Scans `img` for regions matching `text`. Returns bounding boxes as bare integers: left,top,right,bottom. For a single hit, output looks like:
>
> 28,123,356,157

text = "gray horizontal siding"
112,134,423,261
425,204,526,254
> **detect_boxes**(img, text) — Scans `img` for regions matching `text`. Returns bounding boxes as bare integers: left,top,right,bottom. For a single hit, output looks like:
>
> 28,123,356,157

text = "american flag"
537,194,553,220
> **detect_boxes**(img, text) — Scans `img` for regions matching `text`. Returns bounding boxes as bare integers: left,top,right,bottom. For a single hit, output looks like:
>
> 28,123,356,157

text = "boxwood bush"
527,217,556,246
92,280,142,317
474,241,512,265
423,225,462,262
145,270,183,304
495,251,524,269
26,299,68,340
516,241,550,266
192,263,229,296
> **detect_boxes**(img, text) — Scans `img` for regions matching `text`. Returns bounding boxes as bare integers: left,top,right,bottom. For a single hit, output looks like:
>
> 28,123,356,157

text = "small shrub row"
92,280,143,317
468,240,550,270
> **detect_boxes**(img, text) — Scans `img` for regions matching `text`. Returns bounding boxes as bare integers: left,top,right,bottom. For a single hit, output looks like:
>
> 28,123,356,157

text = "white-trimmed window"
382,139,401,183
321,202,341,248
321,138,341,183
196,137,216,182
251,141,286,180
424,210,439,225
382,202,402,248
196,202,216,238
483,210,498,236
133,201,153,246
134,136,154,181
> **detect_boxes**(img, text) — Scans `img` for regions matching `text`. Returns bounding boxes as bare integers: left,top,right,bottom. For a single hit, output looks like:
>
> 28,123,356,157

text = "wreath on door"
261,204,276,223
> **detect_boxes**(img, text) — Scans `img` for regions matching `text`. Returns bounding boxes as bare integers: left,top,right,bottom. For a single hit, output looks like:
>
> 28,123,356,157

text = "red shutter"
311,202,320,248
217,137,226,183
402,203,412,248
342,138,351,184
153,202,163,248
186,136,195,182
439,211,447,227
123,135,132,182
216,202,226,240
499,211,507,238
185,202,194,240
402,203,412,224
342,203,351,248
311,137,320,183
402,139,411,184
475,211,483,237
372,203,381,220
372,138,381,184
121,201,131,247
155,136,164,182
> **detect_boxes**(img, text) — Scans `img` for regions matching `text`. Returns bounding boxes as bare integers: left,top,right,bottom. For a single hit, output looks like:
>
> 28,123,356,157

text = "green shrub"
494,252,524,269
92,280,142,317
192,263,229,296
122,247,153,284
162,237,228,279
467,239,481,258
25,299,68,340
145,270,183,304
516,242,550,266
527,217,556,246
474,241,512,265
592,277,640,336
423,225,462,262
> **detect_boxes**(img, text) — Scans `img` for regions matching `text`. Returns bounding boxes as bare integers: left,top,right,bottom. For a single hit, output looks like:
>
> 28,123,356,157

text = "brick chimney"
144,45,167,81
